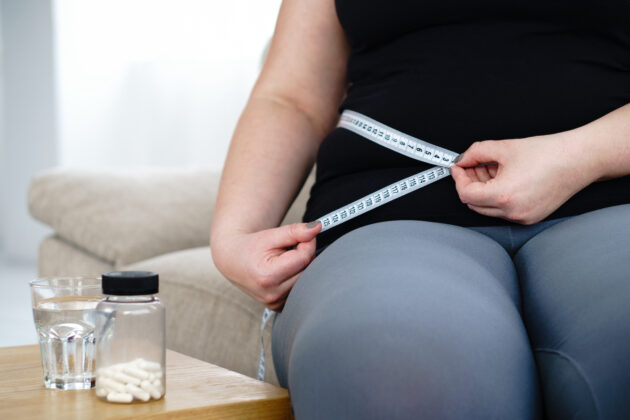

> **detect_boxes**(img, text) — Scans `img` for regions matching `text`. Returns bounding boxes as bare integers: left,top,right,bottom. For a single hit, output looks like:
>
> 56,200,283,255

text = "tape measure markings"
318,110,458,233
318,166,450,232
338,110,458,167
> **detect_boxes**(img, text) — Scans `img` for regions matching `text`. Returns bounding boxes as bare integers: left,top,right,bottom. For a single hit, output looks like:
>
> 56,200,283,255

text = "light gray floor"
0,259,39,347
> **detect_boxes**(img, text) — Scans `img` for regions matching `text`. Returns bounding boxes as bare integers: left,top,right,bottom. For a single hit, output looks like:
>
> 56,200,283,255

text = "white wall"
0,0,57,263
0,0,281,263
54,0,282,170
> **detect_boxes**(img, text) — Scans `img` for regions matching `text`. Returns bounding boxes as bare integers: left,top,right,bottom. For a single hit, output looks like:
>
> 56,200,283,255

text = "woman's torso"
304,0,630,249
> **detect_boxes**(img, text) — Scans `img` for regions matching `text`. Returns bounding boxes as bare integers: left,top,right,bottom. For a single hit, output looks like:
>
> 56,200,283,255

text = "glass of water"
30,277,102,390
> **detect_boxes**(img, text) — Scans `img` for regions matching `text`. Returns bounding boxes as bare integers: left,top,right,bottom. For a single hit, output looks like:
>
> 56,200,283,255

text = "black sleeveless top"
304,0,630,249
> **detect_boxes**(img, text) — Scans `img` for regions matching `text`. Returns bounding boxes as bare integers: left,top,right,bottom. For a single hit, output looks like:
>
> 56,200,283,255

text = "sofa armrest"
28,168,221,267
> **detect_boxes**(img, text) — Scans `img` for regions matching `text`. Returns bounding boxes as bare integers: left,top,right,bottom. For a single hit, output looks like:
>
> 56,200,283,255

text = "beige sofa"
28,167,315,386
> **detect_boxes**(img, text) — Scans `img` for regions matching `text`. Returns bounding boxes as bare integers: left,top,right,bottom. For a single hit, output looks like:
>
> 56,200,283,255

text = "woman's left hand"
450,132,597,225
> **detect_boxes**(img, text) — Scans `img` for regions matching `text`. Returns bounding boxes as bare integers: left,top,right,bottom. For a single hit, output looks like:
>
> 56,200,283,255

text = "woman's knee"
283,281,541,420
516,204,630,418
275,220,541,419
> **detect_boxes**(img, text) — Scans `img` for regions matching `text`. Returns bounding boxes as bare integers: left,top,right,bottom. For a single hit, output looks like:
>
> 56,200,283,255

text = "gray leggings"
272,204,630,419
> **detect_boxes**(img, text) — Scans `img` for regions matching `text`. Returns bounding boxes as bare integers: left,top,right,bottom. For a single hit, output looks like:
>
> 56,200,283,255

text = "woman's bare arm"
210,0,349,309
212,0,349,239
451,102,630,224
580,102,630,181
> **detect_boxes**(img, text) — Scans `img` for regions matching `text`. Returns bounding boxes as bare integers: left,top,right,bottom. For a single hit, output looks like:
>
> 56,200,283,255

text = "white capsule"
95,387,108,397
137,359,162,372
113,371,141,386
152,379,162,388
98,377,126,393
140,380,162,400
147,371,163,383
109,363,125,372
107,392,133,403
123,365,150,380
151,384,164,400
150,388,163,400
125,383,150,402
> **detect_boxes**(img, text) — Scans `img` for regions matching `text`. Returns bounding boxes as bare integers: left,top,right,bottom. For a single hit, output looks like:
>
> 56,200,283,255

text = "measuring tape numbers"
257,110,460,381
317,110,459,232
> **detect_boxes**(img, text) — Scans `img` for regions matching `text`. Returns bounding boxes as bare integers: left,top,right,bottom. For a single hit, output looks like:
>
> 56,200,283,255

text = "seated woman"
211,0,630,418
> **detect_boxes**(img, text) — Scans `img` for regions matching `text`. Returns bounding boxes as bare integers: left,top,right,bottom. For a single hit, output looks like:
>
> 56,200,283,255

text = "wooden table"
0,345,292,419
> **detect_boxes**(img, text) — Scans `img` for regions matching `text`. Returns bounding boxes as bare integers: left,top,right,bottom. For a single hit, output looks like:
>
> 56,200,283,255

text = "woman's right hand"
211,222,321,312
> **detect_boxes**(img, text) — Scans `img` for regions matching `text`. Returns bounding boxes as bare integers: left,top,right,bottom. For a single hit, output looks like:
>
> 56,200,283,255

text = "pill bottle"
95,271,165,403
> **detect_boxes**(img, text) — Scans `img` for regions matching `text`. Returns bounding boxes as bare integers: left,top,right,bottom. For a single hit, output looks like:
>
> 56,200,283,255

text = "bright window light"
54,0,282,169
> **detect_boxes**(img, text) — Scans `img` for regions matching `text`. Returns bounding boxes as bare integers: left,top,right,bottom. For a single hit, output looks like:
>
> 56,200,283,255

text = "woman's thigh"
515,204,630,419
273,220,542,420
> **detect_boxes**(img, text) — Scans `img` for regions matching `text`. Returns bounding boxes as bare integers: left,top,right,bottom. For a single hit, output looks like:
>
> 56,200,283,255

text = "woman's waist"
305,171,630,250
339,74,630,155
319,82,630,181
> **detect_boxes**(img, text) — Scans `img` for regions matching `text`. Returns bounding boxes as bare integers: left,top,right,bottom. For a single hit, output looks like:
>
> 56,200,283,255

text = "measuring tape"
317,110,458,232
257,110,459,381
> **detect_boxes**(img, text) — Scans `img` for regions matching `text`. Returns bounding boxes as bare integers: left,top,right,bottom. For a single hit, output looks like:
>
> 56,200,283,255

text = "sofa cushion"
122,246,278,385
29,168,221,266
38,234,115,277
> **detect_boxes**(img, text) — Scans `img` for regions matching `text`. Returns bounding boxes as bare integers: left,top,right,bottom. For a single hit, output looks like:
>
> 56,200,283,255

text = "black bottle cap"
102,271,159,295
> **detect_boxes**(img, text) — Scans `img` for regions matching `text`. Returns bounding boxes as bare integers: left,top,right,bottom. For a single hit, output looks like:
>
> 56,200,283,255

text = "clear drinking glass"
30,277,102,390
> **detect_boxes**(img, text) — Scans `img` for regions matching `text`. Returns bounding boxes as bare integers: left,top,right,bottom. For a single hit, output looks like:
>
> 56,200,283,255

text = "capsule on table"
107,392,133,403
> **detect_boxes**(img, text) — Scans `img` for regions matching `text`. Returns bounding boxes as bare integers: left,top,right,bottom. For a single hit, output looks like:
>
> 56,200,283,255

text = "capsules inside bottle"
95,358,164,403
95,272,166,403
